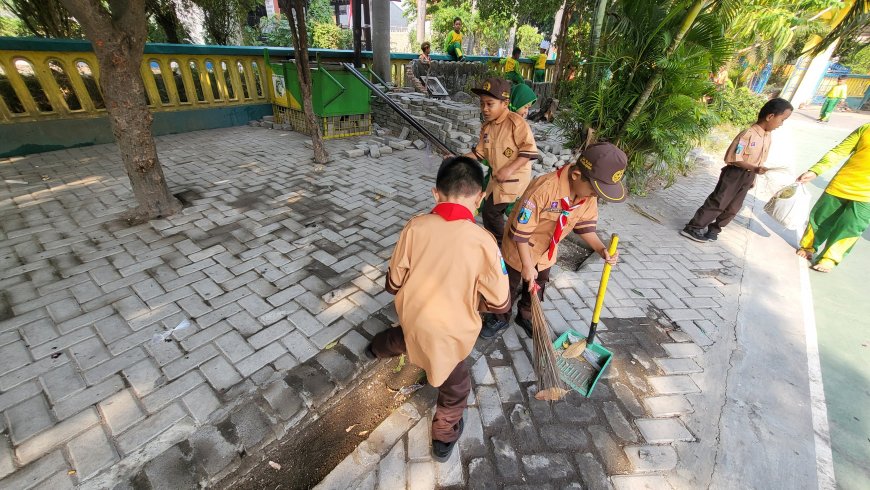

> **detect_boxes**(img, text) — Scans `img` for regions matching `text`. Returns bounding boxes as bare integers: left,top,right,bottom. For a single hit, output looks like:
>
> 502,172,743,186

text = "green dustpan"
552,234,619,397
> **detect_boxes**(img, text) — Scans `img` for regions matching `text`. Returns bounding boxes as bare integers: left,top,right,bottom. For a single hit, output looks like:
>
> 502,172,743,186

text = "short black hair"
436,156,484,197
421,41,430,50
758,97,793,121
512,47,521,57
453,17,462,23
837,76,846,82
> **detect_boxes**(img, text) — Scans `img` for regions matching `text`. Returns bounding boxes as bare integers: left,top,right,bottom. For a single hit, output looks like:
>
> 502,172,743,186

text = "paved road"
785,109,870,490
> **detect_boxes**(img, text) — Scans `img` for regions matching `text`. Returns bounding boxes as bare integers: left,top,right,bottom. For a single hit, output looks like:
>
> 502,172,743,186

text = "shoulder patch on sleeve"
518,207,532,224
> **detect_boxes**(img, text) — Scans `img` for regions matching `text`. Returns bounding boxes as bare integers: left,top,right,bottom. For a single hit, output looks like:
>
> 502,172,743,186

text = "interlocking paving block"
367,403,419,457
490,434,521,479
623,444,678,472
458,407,486,458
476,386,506,429
435,439,464,487
66,425,118,480
635,418,695,444
6,394,53,444
603,401,639,443
642,395,694,417
16,408,100,465
98,389,145,435
492,366,523,403
471,356,494,385
521,453,575,482
661,343,703,358
189,426,239,478
611,474,674,490
647,375,700,395
467,457,499,490
653,357,702,375
142,444,198,490
408,460,436,490
588,425,629,474
378,439,407,490
407,416,431,462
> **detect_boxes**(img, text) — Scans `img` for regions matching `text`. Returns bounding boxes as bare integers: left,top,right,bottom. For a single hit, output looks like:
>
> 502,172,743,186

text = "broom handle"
588,234,619,344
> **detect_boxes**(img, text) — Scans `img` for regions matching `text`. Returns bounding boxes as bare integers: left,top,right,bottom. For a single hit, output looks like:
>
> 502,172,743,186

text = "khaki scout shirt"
474,111,539,205
502,167,599,271
724,123,771,172
386,207,510,387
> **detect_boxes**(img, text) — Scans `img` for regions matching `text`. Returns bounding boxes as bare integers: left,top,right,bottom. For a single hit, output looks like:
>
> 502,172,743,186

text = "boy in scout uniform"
681,98,793,242
481,143,625,338
366,156,510,462
468,77,539,245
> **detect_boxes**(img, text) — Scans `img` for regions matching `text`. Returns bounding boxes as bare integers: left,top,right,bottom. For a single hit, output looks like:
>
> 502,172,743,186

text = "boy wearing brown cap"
366,156,510,462
481,143,625,338
467,77,540,245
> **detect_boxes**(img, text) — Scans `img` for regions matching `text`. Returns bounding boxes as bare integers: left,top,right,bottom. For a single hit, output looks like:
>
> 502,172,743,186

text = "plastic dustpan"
553,329,613,397
552,233,618,397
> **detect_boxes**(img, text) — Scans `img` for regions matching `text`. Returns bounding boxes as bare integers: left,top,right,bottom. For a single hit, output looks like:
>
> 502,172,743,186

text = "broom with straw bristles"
530,284,569,401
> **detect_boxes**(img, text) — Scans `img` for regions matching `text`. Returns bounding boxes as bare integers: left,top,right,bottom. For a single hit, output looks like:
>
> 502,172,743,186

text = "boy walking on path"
366,157,510,462
796,122,870,272
481,143,625,338
468,78,539,244
818,76,848,123
681,98,793,243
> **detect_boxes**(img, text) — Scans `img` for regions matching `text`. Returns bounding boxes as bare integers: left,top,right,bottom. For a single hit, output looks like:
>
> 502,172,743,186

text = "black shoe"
363,344,377,360
705,231,719,241
432,418,464,463
479,318,509,339
680,226,709,243
514,315,533,338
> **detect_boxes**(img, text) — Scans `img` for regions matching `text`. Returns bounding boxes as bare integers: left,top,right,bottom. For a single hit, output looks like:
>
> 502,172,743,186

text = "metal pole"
342,63,456,155
352,0,362,67
362,0,373,51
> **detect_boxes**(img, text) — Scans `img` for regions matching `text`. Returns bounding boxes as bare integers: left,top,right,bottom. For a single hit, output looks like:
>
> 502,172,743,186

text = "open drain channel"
220,357,429,490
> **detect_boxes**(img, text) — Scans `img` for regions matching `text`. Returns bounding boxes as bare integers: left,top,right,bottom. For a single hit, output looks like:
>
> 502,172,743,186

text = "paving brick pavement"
1,124,750,488
312,149,755,489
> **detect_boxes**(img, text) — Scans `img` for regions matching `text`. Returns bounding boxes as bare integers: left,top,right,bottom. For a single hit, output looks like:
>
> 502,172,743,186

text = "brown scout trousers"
687,166,756,235
481,195,509,244
370,327,470,443
496,266,551,323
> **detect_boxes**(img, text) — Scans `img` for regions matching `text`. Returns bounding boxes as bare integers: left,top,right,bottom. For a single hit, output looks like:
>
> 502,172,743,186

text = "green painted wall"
0,104,272,158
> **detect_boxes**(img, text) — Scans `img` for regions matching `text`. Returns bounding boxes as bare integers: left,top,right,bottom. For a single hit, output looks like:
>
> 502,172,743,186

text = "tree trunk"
585,0,607,83
284,0,330,164
371,0,391,83
148,0,184,43
617,0,704,138
552,1,573,91
60,0,181,221
506,20,518,56
416,0,426,43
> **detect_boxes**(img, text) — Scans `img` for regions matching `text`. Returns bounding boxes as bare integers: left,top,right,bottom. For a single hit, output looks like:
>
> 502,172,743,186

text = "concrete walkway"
0,114,862,489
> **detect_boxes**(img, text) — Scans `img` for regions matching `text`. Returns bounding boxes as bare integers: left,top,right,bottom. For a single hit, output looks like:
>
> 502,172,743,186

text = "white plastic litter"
764,183,811,229
151,319,192,343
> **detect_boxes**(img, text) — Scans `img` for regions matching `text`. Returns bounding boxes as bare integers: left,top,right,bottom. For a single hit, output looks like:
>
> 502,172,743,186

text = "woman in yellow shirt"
818,76,848,123
797,123,870,271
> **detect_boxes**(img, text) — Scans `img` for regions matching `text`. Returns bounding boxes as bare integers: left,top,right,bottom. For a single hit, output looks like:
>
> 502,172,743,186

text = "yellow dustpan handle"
592,234,619,324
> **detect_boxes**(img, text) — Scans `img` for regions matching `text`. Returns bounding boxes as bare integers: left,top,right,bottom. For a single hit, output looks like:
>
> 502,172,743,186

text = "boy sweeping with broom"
365,156,510,462
480,143,626,339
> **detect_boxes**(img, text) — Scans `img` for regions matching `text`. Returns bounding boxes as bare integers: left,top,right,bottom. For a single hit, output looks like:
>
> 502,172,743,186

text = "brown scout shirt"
502,167,599,272
474,111,539,205
385,206,510,387
724,123,771,172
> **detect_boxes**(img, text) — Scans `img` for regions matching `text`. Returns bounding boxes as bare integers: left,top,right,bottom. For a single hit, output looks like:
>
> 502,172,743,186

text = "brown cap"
471,78,511,101
576,142,628,203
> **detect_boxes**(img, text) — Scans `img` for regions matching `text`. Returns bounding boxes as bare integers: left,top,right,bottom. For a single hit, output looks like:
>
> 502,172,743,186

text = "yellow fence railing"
0,49,269,123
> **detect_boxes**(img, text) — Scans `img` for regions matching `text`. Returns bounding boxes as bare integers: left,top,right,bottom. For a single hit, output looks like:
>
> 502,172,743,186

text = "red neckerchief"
432,202,474,222
549,167,587,260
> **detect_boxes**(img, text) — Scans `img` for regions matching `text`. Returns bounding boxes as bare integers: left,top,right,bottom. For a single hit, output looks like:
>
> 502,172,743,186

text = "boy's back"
388,212,508,385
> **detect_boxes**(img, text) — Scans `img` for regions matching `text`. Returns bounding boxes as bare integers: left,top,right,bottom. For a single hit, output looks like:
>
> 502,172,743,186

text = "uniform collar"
432,202,474,222
750,123,769,136
556,166,590,207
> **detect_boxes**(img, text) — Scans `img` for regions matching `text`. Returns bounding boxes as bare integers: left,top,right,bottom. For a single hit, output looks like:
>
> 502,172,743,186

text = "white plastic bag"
764,183,810,229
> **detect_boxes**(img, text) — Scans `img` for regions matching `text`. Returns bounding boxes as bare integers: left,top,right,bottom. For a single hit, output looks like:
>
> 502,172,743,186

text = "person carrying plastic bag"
796,122,870,272
764,183,811,229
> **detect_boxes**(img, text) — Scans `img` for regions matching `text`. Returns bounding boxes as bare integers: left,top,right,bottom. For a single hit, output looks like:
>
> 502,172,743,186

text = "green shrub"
311,22,351,49
711,86,766,128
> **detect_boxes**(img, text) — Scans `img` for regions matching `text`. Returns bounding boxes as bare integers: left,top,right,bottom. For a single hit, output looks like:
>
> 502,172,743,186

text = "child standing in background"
681,98,794,242
444,17,464,61
818,76,848,123
502,47,524,85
